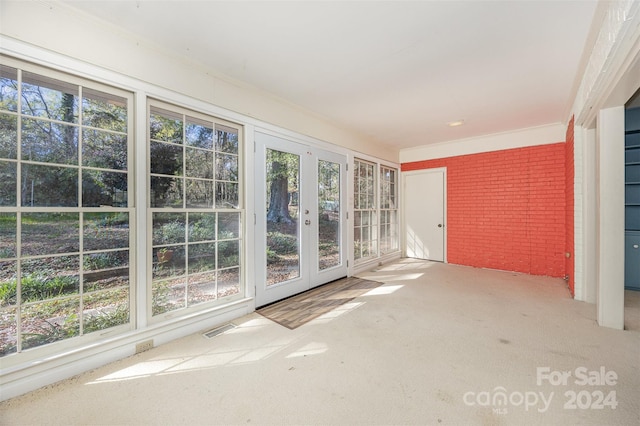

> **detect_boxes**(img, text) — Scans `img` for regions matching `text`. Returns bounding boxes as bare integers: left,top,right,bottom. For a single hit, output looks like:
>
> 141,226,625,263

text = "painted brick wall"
402,143,566,277
565,117,575,295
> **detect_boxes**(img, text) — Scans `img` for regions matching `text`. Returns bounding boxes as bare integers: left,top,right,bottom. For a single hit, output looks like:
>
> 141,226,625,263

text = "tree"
266,150,298,224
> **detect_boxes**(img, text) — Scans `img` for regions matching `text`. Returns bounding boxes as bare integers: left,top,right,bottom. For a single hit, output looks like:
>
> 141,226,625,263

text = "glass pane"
185,147,213,179
83,288,129,334
150,107,183,143
218,212,240,239
0,113,17,159
21,296,80,350
188,242,216,273
215,125,238,153
188,213,216,243
218,267,240,298
266,149,299,286
390,211,398,252
318,160,340,270
21,163,78,207
22,213,79,256
0,305,17,356
82,88,127,132
83,212,129,251
215,153,238,181
22,72,79,123
83,250,129,292
153,246,186,280
186,179,213,208
0,65,18,112
187,271,216,306
215,182,238,208
82,129,127,170
150,176,183,208
0,213,17,258
150,141,183,176
0,161,16,206
22,118,79,165
186,117,213,149
152,212,186,246
21,255,80,302
152,278,186,316
82,169,128,207
218,240,239,268
0,261,17,306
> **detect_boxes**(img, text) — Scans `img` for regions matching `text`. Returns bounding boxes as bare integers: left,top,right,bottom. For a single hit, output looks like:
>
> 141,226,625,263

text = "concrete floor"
1,259,638,425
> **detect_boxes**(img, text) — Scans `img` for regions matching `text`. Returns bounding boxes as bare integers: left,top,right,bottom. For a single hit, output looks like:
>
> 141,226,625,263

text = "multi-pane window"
149,103,242,317
379,166,398,254
0,63,132,357
354,159,377,261
353,159,399,263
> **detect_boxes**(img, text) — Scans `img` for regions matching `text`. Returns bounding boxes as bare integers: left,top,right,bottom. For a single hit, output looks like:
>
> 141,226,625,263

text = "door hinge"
346,164,349,172
346,212,349,220
347,260,349,267
254,213,256,225
253,141,256,152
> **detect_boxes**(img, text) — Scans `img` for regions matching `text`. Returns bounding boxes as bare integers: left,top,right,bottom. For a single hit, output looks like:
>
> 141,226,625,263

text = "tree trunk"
266,161,293,224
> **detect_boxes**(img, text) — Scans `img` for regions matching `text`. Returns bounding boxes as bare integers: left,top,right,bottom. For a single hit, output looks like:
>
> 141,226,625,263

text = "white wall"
0,1,396,163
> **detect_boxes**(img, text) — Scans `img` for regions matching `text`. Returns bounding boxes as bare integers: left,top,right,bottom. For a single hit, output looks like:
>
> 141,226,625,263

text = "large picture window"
148,102,243,317
0,62,133,357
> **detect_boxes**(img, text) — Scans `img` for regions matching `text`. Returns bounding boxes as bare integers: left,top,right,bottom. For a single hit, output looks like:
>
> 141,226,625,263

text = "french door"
254,132,347,307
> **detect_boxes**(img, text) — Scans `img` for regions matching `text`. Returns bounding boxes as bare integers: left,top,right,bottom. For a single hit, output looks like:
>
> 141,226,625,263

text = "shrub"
267,232,298,255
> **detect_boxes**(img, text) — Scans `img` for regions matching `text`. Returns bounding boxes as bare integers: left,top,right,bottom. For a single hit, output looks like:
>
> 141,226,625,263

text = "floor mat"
257,277,383,329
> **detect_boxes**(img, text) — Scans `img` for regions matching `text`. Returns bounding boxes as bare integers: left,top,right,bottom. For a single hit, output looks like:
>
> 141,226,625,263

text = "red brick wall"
402,143,566,277
565,117,575,295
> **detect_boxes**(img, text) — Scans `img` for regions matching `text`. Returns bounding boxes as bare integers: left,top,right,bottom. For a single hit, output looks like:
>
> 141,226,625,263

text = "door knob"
305,220,311,225
437,224,443,228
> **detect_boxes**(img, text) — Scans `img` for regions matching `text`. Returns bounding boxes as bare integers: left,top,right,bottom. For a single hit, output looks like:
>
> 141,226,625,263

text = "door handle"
305,220,311,225
437,224,443,228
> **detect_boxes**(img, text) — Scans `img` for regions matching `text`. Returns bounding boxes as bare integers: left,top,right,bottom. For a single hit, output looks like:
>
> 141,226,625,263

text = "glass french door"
254,132,347,307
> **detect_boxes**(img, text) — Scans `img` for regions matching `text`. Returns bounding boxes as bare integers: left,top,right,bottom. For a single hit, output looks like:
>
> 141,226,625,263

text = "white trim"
399,123,565,163
596,106,625,329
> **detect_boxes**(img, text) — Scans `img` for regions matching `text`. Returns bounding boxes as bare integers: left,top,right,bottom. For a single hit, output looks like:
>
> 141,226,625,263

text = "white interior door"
254,132,347,307
404,169,445,261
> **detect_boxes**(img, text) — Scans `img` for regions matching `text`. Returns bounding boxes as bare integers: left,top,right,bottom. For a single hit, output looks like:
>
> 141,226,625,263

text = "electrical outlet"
135,339,153,354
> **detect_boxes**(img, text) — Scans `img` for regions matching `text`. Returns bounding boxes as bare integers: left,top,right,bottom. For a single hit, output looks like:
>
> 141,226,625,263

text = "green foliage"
154,220,186,245
0,273,78,306
83,305,129,334
266,248,280,263
189,214,216,241
88,212,129,227
267,232,298,255
0,279,16,306
152,281,171,316
83,252,122,270
21,316,80,351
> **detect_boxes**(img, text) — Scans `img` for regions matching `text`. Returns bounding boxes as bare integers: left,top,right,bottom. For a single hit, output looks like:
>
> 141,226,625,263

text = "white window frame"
146,99,245,323
0,57,135,363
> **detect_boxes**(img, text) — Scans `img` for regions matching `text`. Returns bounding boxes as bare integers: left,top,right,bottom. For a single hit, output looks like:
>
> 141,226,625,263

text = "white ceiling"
63,0,598,150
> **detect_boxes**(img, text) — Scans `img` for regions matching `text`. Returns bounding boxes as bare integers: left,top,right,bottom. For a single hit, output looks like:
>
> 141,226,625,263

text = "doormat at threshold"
257,277,383,330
